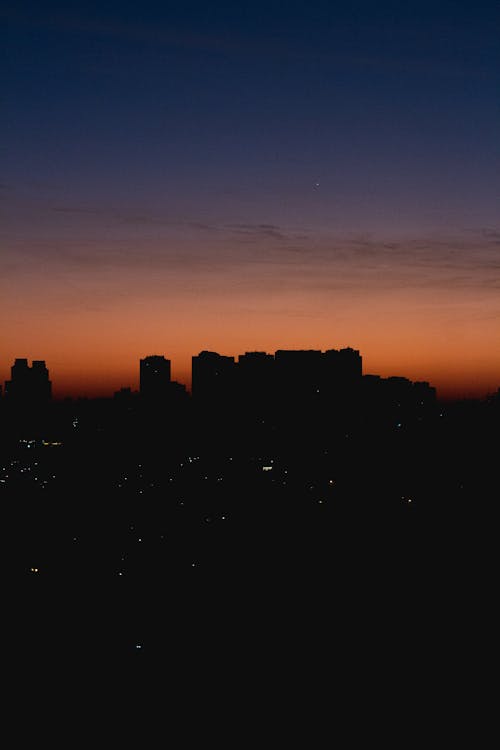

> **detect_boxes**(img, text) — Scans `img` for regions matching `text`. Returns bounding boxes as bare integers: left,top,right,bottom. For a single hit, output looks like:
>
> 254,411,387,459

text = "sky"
1,0,499,399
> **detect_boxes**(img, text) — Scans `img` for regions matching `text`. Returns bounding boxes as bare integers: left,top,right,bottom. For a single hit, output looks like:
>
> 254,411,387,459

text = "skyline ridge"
3,345,497,402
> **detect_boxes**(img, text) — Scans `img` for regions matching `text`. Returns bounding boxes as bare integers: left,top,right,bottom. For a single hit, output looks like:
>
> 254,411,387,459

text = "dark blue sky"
3,0,498,226
2,1,499,397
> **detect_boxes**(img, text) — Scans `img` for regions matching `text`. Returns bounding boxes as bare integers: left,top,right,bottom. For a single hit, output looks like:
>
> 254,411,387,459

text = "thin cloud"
3,218,500,297
52,206,107,215
226,223,291,241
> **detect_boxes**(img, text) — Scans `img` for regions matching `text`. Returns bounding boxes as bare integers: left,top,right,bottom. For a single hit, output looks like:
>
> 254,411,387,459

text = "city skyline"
1,333,499,400
9,2,497,676
2,2,499,401
1,344,474,402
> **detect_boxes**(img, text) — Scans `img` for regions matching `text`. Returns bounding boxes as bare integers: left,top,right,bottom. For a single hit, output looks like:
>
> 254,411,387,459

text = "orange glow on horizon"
2,5,498,407
2,299,499,401
2,228,499,401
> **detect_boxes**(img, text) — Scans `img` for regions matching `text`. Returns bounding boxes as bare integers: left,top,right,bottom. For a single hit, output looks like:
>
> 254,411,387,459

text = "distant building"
413,381,437,403
191,351,235,403
113,387,138,402
322,347,363,410
236,352,275,414
274,350,323,377
4,358,52,405
169,381,188,399
274,347,362,407
324,347,362,381
238,351,275,372
140,355,171,401
362,373,437,425
238,351,274,387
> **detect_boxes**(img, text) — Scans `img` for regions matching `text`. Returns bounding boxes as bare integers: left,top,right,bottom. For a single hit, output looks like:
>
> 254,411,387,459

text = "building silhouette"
192,351,235,404
237,352,275,413
323,347,362,382
189,346,365,410
362,373,436,425
140,355,171,401
0,347,440,436
4,358,52,406
274,349,324,395
187,346,366,434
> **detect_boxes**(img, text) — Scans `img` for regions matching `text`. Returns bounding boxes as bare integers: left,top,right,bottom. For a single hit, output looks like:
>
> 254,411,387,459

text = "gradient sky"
2,1,499,399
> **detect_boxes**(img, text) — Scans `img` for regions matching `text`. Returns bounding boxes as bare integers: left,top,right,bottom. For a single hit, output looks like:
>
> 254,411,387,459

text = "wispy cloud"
3,205,500,302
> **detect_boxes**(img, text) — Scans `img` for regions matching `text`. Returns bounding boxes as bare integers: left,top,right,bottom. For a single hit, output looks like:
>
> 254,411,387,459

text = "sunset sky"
2,1,499,399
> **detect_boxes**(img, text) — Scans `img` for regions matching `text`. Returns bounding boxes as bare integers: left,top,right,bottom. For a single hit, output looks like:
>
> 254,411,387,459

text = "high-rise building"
238,351,274,384
191,351,235,403
274,349,324,403
323,347,362,381
4,358,52,404
236,352,275,413
190,347,364,408
139,355,171,400
31,360,52,401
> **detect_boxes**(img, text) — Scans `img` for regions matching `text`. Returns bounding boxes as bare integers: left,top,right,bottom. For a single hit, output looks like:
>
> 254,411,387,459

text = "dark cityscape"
4,1,498,730
6,349,498,668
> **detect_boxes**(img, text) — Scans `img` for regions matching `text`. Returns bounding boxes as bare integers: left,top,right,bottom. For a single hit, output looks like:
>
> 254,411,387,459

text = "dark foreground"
7,395,496,727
